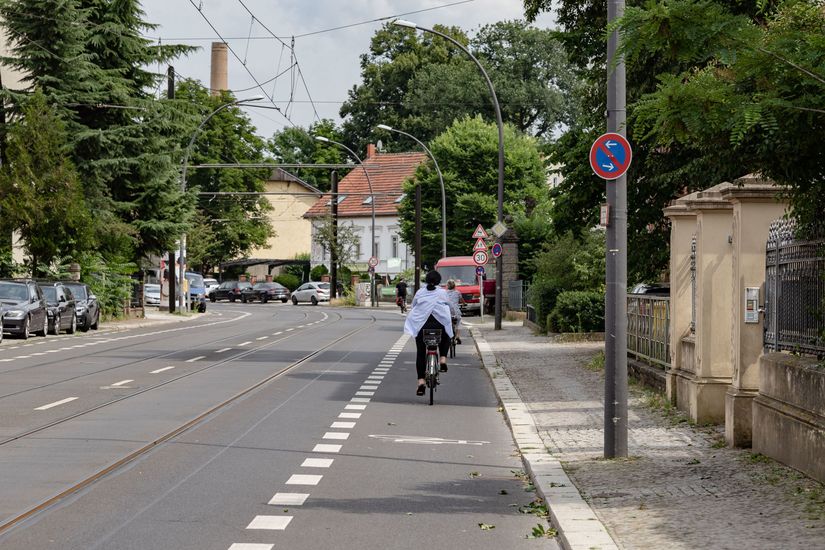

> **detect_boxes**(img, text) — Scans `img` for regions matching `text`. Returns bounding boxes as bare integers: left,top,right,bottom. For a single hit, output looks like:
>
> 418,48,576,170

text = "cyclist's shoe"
439,363,448,373
416,384,426,396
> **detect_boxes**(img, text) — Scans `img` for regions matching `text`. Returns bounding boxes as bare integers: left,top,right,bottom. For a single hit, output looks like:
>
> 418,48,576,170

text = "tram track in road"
0,311,376,537
0,309,337,445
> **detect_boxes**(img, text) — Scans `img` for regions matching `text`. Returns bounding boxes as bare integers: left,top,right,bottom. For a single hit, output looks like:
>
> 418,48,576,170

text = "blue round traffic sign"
491,242,503,258
476,266,485,277
590,133,632,180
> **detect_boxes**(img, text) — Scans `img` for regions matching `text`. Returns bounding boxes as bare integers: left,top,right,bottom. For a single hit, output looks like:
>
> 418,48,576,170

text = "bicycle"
396,295,407,314
422,328,442,406
449,319,458,358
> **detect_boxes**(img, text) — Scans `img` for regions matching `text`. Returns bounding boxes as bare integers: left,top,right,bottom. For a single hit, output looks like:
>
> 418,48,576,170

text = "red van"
434,256,495,315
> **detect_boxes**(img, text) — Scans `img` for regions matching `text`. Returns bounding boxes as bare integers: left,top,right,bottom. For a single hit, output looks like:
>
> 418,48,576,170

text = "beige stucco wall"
249,180,317,261
0,30,27,91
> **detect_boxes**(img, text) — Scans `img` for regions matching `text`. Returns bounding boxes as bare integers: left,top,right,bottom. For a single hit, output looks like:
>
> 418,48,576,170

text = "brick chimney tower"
366,143,377,159
210,42,228,96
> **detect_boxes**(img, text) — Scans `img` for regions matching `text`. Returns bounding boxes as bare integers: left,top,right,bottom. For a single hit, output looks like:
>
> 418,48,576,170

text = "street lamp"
375,124,447,260
314,136,377,307
178,95,264,311
392,19,505,330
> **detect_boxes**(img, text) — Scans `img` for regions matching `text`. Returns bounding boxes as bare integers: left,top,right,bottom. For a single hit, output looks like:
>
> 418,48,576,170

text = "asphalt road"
0,303,557,549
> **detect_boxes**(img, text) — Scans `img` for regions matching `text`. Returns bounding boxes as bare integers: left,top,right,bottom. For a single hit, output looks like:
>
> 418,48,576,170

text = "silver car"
144,284,161,305
291,282,330,305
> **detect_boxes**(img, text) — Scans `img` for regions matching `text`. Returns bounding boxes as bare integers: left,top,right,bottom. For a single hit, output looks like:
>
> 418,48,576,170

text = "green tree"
177,81,274,274
0,93,92,275
267,119,348,191
397,116,547,270
312,216,360,269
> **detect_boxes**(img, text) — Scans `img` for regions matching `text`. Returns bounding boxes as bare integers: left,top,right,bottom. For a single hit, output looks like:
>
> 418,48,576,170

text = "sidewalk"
101,309,209,331
472,322,825,550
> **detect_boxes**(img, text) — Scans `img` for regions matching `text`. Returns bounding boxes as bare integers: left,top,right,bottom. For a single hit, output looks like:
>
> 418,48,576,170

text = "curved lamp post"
375,124,447,260
314,136,376,307
178,95,264,311
392,19,505,330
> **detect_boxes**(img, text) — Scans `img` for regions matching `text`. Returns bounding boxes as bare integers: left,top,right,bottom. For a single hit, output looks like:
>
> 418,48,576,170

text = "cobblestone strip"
472,327,619,550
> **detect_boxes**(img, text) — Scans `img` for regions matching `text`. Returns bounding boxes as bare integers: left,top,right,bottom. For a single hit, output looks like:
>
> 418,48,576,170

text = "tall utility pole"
414,184,422,295
330,171,338,299
605,0,629,458
167,66,176,313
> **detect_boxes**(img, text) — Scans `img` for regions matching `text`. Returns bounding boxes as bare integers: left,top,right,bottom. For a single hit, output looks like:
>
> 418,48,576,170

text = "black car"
62,282,100,332
0,279,48,339
209,281,252,302
241,282,291,303
39,282,77,335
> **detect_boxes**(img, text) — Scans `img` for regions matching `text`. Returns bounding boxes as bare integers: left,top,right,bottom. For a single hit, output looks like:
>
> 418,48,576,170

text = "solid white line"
355,392,375,397
186,356,205,362
246,515,293,530
345,404,367,410
229,544,273,550
338,412,361,419
350,397,371,403
150,366,175,374
331,422,356,429
301,458,333,468
216,347,232,353
286,474,323,486
256,336,268,340
35,397,78,410
312,444,342,453
323,432,350,440
268,493,309,506
111,380,133,387
238,341,252,346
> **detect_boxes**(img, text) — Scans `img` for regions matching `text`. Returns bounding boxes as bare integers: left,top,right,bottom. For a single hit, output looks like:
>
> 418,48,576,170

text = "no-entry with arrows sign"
589,132,632,180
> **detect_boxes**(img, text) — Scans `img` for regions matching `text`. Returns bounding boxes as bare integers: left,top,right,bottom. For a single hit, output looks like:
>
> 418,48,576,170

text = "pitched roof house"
304,144,427,276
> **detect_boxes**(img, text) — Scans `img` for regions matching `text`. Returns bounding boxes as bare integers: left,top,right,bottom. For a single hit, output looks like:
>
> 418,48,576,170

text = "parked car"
209,280,252,302
144,283,161,305
291,282,330,305
241,282,291,303
0,279,48,339
203,277,219,295
39,282,77,335
62,282,100,331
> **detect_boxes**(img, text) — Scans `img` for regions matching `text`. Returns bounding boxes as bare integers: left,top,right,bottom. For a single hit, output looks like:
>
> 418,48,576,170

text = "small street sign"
473,238,488,251
491,221,508,238
476,266,486,277
472,224,489,239
368,256,378,268
590,132,632,180
491,242,503,258
600,204,610,227
473,250,489,266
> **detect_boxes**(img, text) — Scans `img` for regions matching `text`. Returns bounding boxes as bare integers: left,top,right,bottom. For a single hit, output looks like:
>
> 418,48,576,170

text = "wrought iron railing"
764,219,825,357
627,295,671,369
508,280,530,311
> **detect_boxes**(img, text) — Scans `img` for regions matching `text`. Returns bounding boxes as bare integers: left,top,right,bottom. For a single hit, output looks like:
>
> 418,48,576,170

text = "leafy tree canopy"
267,119,348,191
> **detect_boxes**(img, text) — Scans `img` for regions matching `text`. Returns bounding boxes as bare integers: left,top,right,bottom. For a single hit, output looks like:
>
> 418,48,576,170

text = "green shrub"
527,278,560,331
310,264,328,281
548,291,604,333
284,252,310,281
274,273,300,290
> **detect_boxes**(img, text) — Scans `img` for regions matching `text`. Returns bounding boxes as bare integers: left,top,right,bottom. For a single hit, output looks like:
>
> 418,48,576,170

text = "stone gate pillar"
499,221,519,313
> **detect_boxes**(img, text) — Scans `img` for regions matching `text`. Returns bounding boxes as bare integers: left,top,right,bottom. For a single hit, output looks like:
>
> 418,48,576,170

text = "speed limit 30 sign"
473,250,489,266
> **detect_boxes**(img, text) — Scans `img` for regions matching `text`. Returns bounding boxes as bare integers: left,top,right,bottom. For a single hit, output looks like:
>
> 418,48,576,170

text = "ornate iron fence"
627,295,671,369
764,219,825,357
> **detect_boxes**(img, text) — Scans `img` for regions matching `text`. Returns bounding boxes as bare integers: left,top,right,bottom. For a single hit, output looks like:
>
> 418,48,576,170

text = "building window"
354,238,361,259
391,235,399,258
362,196,373,205
394,194,405,203
373,238,379,257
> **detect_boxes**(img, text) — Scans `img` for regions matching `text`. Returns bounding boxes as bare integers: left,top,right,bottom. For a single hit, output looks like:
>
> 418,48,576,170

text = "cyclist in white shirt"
403,271,453,396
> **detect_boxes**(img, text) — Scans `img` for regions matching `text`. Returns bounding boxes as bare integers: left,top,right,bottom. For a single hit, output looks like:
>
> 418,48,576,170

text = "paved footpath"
473,322,825,550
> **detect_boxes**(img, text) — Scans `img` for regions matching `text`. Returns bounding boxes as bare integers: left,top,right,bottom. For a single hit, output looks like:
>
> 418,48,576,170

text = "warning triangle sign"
472,224,489,239
473,238,488,251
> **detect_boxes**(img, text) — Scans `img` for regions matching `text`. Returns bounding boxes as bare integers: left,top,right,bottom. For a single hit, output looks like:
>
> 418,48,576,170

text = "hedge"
547,291,604,333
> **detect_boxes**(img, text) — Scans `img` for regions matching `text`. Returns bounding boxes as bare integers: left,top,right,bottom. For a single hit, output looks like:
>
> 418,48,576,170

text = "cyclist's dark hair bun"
425,270,441,291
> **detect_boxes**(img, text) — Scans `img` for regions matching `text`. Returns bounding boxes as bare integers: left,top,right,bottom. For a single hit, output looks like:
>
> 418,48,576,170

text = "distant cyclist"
445,279,463,344
395,277,408,313
404,270,453,396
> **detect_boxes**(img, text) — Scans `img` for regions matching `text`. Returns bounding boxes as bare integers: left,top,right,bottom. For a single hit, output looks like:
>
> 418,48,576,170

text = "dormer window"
394,193,406,203
362,196,373,205
326,195,347,206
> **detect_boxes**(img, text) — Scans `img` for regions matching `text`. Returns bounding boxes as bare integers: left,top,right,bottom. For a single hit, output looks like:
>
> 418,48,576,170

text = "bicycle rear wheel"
426,353,438,405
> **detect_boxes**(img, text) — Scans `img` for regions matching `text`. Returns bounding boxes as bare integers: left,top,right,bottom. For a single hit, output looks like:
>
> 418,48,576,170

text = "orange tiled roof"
304,151,427,218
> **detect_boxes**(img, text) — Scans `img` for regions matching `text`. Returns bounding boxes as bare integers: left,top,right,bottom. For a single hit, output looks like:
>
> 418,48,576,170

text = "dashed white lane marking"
268,493,309,506
246,515,293,530
216,347,232,353
331,421,356,429
111,379,133,387
350,398,371,403
16,356,31,359
312,444,342,453
285,328,294,332
31,352,46,356
238,341,252,346
256,336,268,341
323,432,350,440
301,458,333,468
286,474,323,486
150,366,175,374
35,397,78,410
0,358,13,362
273,332,283,336
45,349,61,353
345,404,367,410
186,356,205,362
355,391,375,397
367,376,384,381
359,385,378,391
229,543,273,550
338,412,361,419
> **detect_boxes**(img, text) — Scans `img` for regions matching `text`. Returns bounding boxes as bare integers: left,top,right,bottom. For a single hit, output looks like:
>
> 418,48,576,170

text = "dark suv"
0,279,48,339
62,282,100,331
209,281,252,302
39,282,77,335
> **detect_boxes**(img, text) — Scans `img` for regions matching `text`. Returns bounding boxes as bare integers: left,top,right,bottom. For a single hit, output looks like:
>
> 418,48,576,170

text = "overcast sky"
141,0,556,139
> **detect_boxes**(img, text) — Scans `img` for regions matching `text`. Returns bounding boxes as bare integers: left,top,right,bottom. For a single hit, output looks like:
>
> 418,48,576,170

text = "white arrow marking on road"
368,435,490,446
35,397,78,410
601,162,615,170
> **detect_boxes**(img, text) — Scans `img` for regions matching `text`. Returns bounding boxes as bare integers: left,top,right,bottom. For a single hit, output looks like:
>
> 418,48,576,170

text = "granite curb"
471,327,619,550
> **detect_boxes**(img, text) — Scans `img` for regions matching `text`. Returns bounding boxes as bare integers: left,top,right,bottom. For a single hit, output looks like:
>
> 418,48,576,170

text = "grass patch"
585,350,605,371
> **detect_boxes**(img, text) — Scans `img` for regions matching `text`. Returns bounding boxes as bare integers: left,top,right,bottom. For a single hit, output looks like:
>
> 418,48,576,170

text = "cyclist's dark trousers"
415,315,450,379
